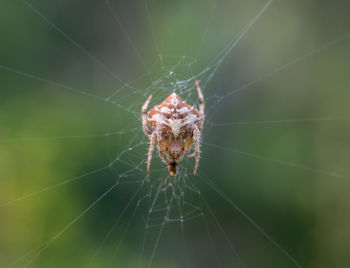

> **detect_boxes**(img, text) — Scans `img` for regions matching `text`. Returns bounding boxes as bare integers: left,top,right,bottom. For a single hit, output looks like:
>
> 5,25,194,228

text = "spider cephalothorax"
142,80,205,176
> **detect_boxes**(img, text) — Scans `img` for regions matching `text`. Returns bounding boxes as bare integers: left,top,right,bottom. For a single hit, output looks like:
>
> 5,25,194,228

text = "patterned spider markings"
142,80,205,176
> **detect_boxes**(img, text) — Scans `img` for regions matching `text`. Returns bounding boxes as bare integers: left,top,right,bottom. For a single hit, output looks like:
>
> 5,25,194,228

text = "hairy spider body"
142,80,205,176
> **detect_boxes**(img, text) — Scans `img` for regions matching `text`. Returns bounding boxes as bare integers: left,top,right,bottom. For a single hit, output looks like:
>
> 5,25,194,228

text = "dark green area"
1,0,350,267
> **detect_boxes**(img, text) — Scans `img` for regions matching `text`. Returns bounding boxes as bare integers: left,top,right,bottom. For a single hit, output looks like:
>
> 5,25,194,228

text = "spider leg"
192,124,201,175
142,94,153,136
158,150,168,165
195,80,205,131
147,132,156,173
154,129,168,165
186,152,195,158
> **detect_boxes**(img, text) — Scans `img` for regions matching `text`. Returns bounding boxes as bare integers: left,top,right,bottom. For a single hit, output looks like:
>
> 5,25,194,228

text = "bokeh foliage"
1,0,350,267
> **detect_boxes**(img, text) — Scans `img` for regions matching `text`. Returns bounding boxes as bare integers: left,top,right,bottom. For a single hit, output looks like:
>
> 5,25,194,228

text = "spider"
142,80,205,176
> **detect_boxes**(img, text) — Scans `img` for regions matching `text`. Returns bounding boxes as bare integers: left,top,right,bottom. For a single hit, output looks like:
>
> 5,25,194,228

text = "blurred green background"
1,0,350,267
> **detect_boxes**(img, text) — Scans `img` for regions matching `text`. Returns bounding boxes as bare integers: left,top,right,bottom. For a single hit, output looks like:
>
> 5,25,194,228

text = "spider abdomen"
147,93,201,137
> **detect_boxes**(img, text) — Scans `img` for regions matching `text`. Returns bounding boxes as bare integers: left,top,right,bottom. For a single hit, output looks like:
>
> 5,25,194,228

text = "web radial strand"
17,182,120,268
21,0,123,82
2,0,350,267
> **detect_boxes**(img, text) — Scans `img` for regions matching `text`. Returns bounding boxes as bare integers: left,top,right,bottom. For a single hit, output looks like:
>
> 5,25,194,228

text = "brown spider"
142,80,205,176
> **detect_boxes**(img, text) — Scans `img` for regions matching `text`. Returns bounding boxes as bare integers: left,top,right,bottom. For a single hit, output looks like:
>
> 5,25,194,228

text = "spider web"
1,0,350,267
